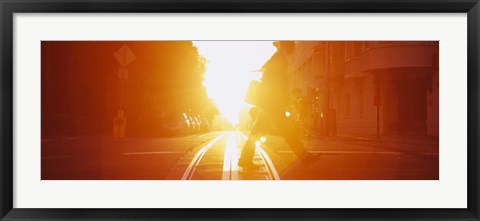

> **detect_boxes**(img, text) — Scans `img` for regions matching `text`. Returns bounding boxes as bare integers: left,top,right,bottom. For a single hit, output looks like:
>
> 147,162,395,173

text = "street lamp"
312,42,332,136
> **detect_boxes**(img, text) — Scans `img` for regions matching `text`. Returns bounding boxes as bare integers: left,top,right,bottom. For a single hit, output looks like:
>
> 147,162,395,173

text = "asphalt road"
41,131,438,180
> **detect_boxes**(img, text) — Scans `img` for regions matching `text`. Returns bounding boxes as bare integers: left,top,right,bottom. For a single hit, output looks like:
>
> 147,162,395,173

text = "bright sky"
193,41,276,125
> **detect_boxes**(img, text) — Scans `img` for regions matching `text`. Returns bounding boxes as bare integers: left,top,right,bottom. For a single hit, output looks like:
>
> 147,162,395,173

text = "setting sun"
193,41,276,125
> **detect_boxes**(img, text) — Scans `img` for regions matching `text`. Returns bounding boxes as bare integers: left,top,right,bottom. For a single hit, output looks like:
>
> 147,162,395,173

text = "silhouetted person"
297,95,309,135
238,41,315,169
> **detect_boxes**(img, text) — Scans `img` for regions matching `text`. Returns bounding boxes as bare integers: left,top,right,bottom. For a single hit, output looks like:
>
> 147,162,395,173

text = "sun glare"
193,41,276,125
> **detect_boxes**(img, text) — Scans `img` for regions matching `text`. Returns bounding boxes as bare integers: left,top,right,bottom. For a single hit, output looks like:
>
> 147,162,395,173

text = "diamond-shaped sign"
114,45,136,67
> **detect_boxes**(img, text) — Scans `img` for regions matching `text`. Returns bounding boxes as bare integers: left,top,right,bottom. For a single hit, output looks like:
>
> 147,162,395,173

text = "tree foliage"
42,41,218,137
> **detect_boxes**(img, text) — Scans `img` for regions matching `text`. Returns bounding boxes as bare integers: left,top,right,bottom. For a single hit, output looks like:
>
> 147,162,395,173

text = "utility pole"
311,47,321,135
113,45,136,138
325,42,331,136
374,74,382,139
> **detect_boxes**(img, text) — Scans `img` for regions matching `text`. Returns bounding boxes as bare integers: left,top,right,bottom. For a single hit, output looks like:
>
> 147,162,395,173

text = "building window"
357,81,364,116
354,43,362,56
378,41,393,45
345,94,351,117
307,58,312,77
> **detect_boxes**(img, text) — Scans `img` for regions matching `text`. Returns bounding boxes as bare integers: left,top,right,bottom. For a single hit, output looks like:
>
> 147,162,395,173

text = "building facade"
287,41,439,138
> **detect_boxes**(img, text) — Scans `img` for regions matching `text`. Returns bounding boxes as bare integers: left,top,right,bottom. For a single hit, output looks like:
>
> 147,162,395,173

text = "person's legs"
238,111,270,165
271,110,311,161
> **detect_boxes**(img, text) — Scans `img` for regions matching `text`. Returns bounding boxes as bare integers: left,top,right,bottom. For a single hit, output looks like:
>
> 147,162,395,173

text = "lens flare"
194,41,276,125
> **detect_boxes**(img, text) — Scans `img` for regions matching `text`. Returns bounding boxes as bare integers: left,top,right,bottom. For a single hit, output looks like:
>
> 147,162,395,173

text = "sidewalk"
303,133,439,146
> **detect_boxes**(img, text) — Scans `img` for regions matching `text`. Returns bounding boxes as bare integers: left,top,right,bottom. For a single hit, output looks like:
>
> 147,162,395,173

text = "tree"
42,41,218,137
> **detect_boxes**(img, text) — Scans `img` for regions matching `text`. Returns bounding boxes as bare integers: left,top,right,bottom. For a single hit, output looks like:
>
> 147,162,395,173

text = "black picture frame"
1,0,479,220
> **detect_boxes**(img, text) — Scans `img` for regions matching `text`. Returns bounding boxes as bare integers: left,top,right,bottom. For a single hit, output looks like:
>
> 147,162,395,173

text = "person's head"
273,41,295,55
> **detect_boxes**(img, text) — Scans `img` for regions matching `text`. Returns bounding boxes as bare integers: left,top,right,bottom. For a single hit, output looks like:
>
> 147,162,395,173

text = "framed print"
1,0,479,220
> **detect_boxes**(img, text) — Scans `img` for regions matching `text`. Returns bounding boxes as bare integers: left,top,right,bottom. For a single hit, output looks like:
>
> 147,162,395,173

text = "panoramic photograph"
41,41,439,180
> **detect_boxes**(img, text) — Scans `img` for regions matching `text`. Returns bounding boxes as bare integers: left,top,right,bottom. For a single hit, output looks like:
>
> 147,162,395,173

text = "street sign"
118,68,128,80
113,110,126,138
374,95,382,106
114,45,136,67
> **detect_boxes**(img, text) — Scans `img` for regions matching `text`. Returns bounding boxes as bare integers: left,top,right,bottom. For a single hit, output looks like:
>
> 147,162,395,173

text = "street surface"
42,131,438,180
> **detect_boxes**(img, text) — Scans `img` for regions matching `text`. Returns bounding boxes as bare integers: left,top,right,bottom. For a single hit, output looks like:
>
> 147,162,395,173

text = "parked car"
161,113,191,136
199,118,211,133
